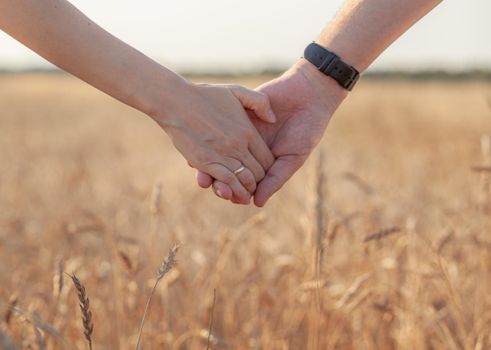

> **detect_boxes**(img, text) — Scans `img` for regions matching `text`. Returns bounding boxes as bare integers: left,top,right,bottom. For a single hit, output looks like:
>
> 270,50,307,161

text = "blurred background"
1,0,491,73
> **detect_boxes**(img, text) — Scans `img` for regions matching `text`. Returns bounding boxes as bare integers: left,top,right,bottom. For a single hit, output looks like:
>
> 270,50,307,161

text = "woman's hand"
196,60,347,206
149,81,277,205
0,0,276,205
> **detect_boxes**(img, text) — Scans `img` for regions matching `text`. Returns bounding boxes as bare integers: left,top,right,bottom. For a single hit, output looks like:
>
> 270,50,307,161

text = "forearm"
317,0,442,72
0,0,184,117
0,0,279,204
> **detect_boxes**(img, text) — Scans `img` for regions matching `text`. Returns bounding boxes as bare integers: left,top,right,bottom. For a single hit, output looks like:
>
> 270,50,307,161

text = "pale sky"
0,0,490,72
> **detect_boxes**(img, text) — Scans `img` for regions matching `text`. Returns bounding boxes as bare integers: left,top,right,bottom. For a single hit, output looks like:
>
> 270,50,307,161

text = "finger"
234,166,257,193
225,155,259,193
229,85,276,123
212,181,233,200
196,171,213,188
203,163,251,205
254,155,305,207
233,152,266,183
249,136,275,175
211,177,253,204
197,164,253,202
196,170,234,200
213,150,268,201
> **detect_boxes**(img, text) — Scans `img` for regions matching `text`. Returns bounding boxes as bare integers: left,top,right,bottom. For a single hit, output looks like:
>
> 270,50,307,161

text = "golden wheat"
1,74,490,349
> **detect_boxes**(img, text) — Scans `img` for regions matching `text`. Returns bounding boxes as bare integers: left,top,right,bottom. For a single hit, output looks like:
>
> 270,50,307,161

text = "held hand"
151,82,276,205
196,60,348,206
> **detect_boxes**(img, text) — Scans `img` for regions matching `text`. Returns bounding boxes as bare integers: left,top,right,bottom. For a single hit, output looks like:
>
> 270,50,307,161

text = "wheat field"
0,73,490,350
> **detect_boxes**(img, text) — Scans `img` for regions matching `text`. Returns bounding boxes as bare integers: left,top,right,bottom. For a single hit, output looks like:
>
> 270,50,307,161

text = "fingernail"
268,110,276,122
216,189,224,199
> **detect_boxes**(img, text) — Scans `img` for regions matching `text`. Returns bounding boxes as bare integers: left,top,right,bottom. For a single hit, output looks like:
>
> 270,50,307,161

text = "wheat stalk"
342,171,374,195
434,231,454,253
206,288,217,350
307,150,328,350
53,257,64,299
336,273,371,309
311,150,328,277
136,244,180,350
480,135,491,213
327,212,360,246
68,274,93,350
149,181,163,215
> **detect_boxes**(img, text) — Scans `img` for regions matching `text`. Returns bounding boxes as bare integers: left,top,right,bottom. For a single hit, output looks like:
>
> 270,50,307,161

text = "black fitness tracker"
303,42,360,91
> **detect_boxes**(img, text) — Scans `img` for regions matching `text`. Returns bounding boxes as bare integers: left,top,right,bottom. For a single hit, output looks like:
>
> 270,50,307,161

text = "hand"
196,60,348,206
151,82,277,205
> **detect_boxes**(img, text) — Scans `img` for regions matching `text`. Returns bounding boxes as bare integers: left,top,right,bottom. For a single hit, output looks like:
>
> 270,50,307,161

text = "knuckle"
222,172,235,184
242,174,256,189
193,152,213,167
227,137,245,151
241,129,256,143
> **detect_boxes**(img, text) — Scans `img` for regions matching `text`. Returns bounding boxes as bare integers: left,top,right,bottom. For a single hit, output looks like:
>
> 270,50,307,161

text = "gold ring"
233,165,246,175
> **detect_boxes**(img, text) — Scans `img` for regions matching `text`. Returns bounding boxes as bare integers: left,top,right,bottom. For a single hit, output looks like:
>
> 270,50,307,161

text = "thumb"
254,155,304,207
229,85,276,123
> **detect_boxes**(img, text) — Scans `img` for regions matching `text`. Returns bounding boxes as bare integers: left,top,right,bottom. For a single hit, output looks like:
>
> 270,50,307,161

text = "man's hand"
196,60,348,206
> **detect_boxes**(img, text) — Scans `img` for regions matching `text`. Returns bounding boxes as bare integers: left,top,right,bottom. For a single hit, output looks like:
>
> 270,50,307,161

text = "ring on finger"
233,164,246,175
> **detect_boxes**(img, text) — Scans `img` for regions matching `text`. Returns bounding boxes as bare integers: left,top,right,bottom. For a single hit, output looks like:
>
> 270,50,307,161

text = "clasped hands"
152,60,347,206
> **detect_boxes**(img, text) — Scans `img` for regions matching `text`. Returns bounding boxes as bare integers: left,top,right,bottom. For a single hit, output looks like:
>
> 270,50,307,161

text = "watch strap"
303,42,360,91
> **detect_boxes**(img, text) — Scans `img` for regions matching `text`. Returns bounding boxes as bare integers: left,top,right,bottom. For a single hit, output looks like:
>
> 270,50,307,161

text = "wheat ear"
69,274,94,350
363,227,401,242
136,244,180,350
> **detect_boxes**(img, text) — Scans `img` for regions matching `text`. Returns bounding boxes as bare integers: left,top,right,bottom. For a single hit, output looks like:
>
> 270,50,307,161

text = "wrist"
128,64,192,127
315,38,368,73
292,59,348,111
